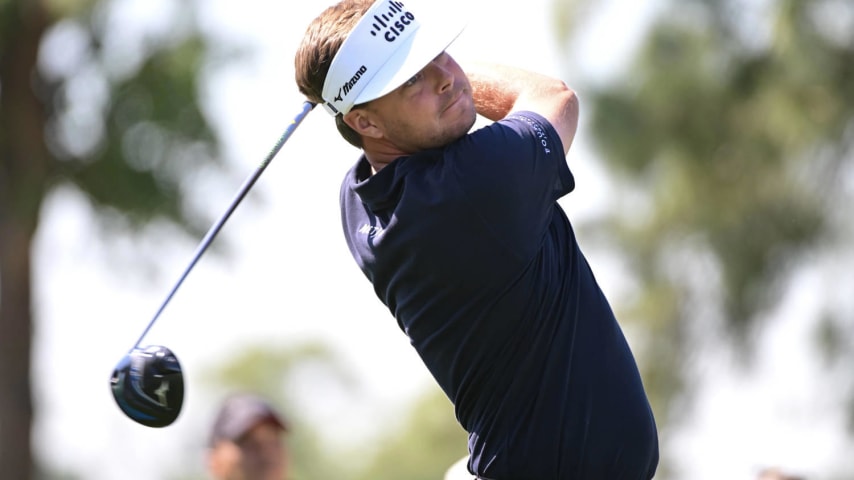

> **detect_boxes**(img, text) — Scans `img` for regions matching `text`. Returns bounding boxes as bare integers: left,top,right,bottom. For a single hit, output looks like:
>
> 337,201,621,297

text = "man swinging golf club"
294,1,660,478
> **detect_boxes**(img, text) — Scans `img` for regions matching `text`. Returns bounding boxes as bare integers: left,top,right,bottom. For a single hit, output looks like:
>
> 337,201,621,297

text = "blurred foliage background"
555,0,853,477
1,0,852,478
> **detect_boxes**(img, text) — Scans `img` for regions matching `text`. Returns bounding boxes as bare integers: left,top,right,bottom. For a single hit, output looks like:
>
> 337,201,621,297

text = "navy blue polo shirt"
340,112,659,479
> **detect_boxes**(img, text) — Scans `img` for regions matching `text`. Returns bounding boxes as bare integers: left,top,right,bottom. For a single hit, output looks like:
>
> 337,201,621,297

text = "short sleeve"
446,112,575,257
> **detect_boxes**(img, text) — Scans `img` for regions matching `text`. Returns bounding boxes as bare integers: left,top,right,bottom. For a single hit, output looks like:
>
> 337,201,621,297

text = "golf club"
111,101,316,427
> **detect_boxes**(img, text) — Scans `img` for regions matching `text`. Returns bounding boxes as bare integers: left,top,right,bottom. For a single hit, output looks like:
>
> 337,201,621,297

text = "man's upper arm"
513,81,579,156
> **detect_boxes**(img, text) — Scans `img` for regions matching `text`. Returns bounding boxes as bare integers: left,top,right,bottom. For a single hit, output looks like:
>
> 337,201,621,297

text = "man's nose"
430,61,454,93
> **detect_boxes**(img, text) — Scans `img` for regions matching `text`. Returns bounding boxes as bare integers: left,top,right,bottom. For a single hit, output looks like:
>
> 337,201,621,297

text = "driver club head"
110,345,184,428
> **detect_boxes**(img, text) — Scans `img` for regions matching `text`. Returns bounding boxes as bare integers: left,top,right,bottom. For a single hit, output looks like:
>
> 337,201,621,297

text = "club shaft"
131,101,316,350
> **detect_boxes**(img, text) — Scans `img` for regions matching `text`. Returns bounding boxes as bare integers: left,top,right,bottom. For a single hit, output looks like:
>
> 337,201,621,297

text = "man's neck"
362,140,407,173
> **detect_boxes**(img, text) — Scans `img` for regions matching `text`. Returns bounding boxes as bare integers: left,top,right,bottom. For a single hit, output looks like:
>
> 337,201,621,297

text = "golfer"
295,1,659,478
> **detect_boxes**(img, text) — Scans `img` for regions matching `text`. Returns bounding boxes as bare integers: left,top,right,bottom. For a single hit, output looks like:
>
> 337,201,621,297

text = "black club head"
110,345,184,428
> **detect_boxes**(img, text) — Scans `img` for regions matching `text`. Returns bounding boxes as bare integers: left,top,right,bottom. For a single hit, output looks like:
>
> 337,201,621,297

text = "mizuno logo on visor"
337,65,368,102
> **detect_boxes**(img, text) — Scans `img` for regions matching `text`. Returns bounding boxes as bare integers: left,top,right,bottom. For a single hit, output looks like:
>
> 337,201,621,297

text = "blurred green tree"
0,0,231,477
351,387,468,480
554,0,853,475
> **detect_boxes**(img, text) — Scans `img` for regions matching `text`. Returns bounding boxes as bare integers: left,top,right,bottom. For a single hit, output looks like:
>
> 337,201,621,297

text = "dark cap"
209,394,288,446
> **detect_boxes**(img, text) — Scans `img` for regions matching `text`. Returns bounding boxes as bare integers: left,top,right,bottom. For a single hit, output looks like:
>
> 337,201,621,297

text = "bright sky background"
30,0,851,479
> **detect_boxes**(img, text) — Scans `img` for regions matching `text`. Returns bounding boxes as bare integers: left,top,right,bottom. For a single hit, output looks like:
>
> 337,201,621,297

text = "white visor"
321,0,465,116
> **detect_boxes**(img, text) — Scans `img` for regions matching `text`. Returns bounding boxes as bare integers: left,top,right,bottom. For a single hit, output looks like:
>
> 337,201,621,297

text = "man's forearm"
464,63,571,121
466,63,521,121
463,62,580,153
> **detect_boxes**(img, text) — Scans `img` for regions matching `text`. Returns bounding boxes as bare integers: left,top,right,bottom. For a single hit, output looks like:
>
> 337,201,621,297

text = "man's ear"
343,109,383,139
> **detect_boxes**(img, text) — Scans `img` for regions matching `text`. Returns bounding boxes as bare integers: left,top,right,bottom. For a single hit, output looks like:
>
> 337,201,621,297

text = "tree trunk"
0,222,36,479
0,1,53,478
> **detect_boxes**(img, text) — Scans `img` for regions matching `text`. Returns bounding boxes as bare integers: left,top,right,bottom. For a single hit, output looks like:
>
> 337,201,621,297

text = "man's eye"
404,73,422,87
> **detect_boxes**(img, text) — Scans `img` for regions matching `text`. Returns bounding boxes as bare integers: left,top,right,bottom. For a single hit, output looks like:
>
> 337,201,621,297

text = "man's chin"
457,107,477,137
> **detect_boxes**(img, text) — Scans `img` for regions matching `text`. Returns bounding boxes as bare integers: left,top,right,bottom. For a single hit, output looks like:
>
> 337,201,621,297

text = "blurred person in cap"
294,0,659,478
207,393,289,480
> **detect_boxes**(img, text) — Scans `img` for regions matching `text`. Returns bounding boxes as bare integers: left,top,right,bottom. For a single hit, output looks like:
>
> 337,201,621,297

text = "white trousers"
444,456,476,480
